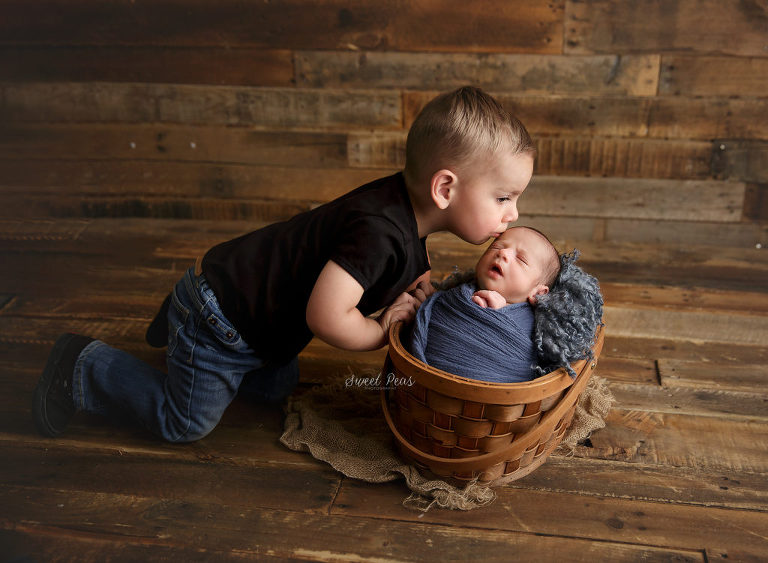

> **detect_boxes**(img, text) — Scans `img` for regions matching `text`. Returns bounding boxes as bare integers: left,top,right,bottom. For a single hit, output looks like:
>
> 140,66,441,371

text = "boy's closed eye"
497,190,521,204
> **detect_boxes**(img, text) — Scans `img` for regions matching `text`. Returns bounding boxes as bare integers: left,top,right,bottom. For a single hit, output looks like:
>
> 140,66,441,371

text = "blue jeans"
72,268,299,442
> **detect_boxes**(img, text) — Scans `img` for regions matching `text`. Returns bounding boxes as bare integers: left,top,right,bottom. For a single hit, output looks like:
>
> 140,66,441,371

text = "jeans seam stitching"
74,340,102,411
175,311,202,442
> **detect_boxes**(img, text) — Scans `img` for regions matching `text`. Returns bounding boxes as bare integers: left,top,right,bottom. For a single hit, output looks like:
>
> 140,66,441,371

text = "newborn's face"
475,228,550,304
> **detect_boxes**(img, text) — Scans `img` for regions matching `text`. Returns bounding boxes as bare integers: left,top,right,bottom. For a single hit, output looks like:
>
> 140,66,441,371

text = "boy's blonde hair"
404,86,535,188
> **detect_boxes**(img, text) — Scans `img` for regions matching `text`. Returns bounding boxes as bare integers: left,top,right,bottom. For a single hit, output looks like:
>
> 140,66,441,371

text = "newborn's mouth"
490,264,503,277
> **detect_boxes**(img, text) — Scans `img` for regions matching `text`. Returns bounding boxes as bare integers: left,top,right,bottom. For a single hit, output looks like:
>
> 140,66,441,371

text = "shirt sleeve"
329,216,405,292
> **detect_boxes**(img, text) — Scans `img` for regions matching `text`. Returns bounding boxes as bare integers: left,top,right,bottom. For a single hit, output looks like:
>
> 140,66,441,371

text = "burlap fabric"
280,373,614,511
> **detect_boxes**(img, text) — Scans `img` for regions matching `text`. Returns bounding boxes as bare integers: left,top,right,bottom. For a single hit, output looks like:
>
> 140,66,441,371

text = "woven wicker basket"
381,321,605,484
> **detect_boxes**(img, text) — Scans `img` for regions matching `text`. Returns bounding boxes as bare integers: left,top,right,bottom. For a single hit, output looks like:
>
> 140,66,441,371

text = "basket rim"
387,321,602,404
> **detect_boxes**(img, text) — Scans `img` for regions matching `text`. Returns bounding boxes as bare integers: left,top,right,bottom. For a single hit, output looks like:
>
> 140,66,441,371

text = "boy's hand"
376,291,420,335
407,278,435,304
472,289,508,309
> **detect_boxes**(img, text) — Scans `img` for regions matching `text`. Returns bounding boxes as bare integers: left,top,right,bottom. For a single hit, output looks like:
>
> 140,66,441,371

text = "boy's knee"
169,427,212,443
162,413,219,443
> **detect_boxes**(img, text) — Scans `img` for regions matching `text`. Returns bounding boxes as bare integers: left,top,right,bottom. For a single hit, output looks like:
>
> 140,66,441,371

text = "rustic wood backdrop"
1,0,766,247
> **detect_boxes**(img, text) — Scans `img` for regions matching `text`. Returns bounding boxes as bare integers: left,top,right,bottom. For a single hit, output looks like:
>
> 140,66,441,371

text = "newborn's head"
475,226,560,305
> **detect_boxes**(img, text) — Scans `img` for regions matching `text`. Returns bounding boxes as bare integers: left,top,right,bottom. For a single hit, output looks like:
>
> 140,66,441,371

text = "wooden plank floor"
1,217,767,561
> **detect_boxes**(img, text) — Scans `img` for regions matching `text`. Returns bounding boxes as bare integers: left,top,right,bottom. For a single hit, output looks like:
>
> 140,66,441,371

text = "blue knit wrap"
409,283,535,383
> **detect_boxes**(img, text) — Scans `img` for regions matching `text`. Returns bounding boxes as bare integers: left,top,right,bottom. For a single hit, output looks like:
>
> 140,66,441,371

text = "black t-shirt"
201,172,430,362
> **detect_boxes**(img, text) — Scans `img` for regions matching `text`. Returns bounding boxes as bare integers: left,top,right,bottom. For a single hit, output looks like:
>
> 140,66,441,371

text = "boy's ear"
430,169,457,210
527,284,549,305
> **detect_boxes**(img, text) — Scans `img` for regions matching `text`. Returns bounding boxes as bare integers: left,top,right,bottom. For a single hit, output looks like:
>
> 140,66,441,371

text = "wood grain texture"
744,183,768,223
605,334,768,366
0,483,708,562
658,359,768,394
0,0,564,53
534,136,714,179
586,408,768,473
0,160,391,201
1,529,257,563
599,218,767,248
604,306,768,346
524,176,745,222
554,241,768,292
296,51,660,95
713,141,768,183
566,0,768,57
348,131,715,179
7,76,763,139
600,282,768,316
608,382,768,420
0,194,312,223
660,55,768,97
333,478,767,555
0,445,341,512
512,456,768,511
1,83,402,129
0,47,295,86
0,124,349,167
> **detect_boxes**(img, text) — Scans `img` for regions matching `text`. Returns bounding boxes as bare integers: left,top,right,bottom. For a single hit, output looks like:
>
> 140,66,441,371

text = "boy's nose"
503,204,518,223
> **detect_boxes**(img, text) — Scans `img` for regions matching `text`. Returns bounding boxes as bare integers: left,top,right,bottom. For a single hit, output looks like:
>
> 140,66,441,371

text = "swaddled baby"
410,226,560,383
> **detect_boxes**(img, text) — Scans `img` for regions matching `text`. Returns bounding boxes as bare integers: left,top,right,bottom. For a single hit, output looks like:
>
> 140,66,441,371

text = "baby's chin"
474,280,519,303
475,279,498,294
475,274,500,292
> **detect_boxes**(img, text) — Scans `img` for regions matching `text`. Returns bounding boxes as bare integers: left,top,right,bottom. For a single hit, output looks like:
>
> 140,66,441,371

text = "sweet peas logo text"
344,372,414,390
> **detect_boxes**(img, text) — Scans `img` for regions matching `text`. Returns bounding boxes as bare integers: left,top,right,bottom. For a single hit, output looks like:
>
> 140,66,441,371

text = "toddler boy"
33,86,536,442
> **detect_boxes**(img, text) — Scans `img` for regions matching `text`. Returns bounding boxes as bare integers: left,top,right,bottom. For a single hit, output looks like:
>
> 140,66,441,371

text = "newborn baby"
410,226,561,383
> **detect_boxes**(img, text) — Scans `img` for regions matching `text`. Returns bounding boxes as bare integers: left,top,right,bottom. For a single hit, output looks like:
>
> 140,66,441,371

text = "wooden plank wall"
0,0,766,250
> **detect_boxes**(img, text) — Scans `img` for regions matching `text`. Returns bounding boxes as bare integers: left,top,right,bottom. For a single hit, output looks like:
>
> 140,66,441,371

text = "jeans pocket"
167,287,190,357
203,312,244,351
